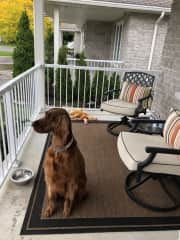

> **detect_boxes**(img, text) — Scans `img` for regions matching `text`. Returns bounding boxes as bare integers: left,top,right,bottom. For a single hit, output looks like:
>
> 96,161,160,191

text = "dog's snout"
32,120,39,128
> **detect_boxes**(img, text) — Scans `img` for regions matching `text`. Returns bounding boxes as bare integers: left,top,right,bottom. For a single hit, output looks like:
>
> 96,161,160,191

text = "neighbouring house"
44,0,172,70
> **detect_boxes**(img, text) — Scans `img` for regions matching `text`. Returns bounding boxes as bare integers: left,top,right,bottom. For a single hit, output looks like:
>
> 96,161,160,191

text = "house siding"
120,13,169,70
152,0,180,118
84,21,114,59
83,13,168,71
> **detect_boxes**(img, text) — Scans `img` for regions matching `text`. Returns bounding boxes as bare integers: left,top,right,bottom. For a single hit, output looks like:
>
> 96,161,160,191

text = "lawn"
0,51,13,57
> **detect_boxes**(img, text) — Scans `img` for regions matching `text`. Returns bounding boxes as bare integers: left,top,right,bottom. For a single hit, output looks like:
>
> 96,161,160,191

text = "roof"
47,0,172,13
86,0,172,9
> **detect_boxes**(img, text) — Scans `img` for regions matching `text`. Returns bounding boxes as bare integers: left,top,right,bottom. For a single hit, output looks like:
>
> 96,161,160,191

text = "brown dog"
32,108,87,217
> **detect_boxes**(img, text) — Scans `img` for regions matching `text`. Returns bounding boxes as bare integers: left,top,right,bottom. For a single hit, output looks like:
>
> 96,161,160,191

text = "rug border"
21,122,180,235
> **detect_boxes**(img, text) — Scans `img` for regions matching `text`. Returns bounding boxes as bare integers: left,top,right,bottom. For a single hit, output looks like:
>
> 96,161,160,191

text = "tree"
0,0,52,43
56,46,72,104
12,11,34,77
73,52,90,106
0,0,33,43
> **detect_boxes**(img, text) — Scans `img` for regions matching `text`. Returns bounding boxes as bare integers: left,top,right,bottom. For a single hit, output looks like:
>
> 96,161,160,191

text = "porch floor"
0,111,179,240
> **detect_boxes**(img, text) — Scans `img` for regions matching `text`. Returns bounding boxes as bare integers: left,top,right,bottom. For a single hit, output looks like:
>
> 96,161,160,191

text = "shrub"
110,72,121,98
55,46,72,104
45,28,54,64
13,11,34,77
91,71,108,106
73,52,90,106
91,71,121,107
45,28,54,102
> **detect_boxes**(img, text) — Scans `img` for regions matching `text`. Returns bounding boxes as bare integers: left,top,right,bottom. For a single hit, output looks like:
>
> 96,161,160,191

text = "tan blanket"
69,110,97,124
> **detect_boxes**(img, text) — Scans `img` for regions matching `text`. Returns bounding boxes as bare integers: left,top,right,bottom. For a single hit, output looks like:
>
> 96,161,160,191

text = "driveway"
0,56,13,64
0,45,14,52
0,45,13,86
0,70,12,86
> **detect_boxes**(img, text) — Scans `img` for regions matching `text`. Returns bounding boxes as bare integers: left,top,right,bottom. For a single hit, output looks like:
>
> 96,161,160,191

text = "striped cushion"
163,109,180,149
119,81,151,104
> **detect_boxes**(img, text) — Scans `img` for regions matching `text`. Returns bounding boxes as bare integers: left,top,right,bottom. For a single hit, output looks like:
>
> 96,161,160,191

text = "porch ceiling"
45,1,125,26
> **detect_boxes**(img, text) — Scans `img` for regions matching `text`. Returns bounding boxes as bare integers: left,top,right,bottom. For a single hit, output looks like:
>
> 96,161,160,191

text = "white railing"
67,57,123,69
45,64,160,110
0,63,160,186
0,65,40,185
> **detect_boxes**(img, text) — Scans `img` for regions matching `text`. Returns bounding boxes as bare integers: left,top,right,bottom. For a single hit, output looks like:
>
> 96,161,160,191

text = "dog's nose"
32,120,39,128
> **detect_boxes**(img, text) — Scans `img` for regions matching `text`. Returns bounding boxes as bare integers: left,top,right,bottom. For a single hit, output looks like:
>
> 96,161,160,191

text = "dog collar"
53,137,74,155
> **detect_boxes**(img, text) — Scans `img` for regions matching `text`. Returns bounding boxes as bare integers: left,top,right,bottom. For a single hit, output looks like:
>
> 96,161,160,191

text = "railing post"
4,92,16,163
54,8,60,64
0,149,3,185
35,65,45,112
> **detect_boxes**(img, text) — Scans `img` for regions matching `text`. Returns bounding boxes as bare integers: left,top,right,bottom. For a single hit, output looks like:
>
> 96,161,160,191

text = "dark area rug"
21,122,180,235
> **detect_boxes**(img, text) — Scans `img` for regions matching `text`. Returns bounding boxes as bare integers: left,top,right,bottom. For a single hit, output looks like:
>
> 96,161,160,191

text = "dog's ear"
55,113,72,143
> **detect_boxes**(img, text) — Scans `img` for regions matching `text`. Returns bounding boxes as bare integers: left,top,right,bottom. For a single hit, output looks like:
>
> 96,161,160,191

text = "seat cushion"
117,132,180,176
163,109,180,149
101,99,138,116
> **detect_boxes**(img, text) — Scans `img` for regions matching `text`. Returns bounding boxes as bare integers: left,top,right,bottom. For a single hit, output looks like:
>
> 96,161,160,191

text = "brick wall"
121,13,169,70
84,21,114,59
83,13,168,70
152,0,180,118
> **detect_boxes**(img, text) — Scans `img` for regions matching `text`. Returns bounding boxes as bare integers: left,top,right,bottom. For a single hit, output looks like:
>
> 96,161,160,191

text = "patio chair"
101,71,155,136
117,109,180,212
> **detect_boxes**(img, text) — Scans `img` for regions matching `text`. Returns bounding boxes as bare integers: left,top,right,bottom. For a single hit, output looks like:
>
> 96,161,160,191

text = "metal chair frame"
124,119,180,212
102,71,155,136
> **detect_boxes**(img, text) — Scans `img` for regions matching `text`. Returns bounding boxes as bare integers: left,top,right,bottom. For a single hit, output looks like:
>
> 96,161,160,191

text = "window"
113,23,123,61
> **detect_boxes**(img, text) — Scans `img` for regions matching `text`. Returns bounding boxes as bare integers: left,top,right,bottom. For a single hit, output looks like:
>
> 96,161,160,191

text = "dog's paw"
63,208,71,217
43,207,54,217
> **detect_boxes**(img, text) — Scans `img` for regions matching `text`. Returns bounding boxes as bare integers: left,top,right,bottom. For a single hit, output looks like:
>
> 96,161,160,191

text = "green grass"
0,51,13,57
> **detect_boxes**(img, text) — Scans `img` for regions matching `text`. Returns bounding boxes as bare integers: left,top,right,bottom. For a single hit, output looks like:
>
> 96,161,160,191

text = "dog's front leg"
63,181,78,217
44,184,56,217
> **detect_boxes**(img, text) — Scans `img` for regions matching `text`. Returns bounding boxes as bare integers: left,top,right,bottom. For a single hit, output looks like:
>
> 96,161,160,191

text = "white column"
59,29,63,49
74,32,81,54
80,30,84,52
33,0,45,111
54,8,60,64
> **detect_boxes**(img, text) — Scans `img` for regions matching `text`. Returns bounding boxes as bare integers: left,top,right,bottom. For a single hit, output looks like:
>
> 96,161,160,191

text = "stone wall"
152,0,180,118
84,21,114,59
120,13,169,70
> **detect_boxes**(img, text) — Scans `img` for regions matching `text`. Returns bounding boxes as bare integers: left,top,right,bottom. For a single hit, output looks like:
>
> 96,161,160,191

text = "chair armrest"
137,152,156,170
138,94,152,103
135,93,153,116
104,88,121,96
138,146,180,171
146,146,180,155
103,88,121,101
